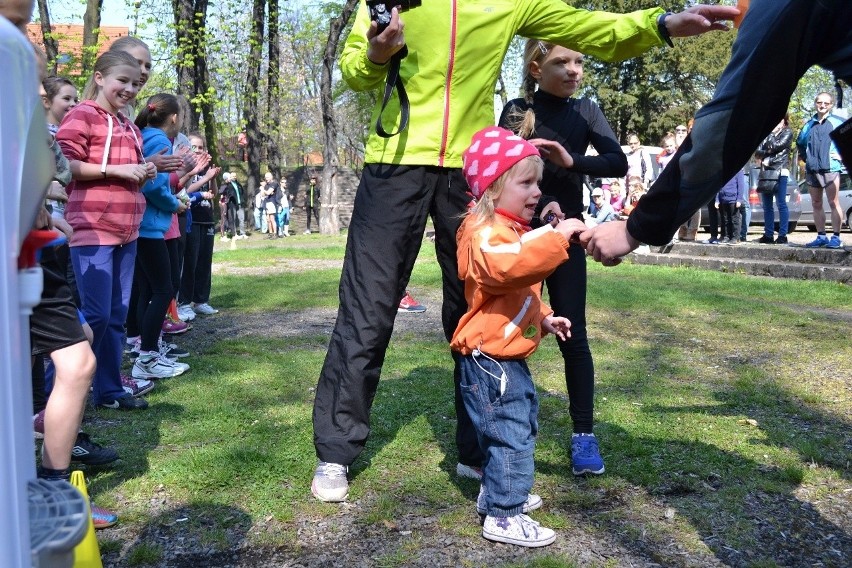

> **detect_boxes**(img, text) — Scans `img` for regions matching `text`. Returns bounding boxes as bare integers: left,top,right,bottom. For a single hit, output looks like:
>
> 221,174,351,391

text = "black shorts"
30,246,87,356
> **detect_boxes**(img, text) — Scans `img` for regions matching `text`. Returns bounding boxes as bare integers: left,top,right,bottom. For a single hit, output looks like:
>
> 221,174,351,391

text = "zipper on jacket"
438,0,458,167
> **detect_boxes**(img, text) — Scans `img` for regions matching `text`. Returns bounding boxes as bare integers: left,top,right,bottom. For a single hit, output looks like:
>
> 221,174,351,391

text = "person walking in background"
310,0,738,502
716,169,746,245
452,127,583,547
223,172,247,239
756,115,793,244
798,92,845,249
304,176,320,234
278,178,291,237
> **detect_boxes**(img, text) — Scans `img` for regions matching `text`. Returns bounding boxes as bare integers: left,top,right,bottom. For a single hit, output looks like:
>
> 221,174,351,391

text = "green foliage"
568,0,735,144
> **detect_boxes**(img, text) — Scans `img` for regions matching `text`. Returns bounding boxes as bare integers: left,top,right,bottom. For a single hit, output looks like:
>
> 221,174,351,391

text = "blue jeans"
71,242,136,404
254,207,266,233
458,352,538,516
278,207,290,231
625,0,852,245
740,200,751,241
760,175,789,237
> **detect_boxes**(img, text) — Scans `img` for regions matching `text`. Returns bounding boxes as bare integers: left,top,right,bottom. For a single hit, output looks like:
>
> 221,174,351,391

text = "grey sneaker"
476,485,542,516
456,462,482,480
311,461,349,502
482,514,555,547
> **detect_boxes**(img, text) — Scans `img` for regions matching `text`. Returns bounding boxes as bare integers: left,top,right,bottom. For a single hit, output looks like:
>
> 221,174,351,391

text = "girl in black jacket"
498,40,628,476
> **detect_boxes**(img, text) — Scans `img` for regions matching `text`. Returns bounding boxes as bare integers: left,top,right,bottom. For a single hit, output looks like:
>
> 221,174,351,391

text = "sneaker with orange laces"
398,291,426,313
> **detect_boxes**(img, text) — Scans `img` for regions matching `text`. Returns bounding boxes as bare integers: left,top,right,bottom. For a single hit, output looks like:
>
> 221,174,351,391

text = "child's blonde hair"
469,155,543,225
503,40,555,139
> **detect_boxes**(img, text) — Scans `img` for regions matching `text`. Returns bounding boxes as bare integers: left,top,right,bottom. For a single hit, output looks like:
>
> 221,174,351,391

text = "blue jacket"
139,127,179,238
796,113,845,173
715,170,746,205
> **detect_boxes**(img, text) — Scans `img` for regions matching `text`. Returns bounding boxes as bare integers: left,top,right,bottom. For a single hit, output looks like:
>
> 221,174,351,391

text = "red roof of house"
26,23,129,75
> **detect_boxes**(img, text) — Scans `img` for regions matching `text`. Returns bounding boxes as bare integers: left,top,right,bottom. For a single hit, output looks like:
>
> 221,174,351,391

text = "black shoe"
98,393,148,410
774,235,788,244
71,432,119,466
758,234,775,244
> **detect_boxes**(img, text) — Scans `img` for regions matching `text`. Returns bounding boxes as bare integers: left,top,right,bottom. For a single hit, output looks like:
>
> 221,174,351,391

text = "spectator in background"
625,133,654,188
588,187,618,225
621,177,646,217
755,115,793,244
657,134,677,172
263,172,280,239
715,169,746,245
798,92,845,249
254,181,267,233
304,176,320,234
224,172,247,240
676,119,702,242
674,123,688,147
609,179,625,213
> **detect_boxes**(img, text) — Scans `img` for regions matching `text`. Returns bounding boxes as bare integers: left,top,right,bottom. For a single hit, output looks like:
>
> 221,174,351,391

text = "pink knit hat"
462,126,540,198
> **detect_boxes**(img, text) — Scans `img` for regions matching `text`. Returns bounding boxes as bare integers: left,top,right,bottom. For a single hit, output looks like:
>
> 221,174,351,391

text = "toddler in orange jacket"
451,127,584,547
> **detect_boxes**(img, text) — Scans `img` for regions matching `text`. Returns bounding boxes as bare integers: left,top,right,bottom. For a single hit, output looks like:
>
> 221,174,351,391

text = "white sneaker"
311,461,349,502
482,514,555,547
193,302,219,315
177,304,196,321
476,485,542,516
132,352,188,379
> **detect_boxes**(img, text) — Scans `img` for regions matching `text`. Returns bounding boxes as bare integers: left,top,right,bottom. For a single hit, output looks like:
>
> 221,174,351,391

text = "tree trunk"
172,0,218,166
37,0,58,73
81,0,104,77
266,0,281,173
318,0,358,235
243,0,266,201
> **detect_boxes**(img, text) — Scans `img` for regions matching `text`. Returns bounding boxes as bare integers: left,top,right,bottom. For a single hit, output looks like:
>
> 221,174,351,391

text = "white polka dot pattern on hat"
462,126,540,199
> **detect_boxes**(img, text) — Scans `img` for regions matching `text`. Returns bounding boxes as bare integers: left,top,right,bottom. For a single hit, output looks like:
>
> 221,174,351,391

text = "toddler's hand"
554,218,585,243
542,315,571,341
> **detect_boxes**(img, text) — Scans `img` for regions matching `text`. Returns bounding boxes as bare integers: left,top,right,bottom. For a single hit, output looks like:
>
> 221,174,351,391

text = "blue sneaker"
804,235,830,248
826,235,843,249
571,433,605,475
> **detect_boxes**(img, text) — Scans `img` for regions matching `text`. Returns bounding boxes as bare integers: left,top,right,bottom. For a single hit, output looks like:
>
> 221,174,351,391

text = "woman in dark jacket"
755,115,793,244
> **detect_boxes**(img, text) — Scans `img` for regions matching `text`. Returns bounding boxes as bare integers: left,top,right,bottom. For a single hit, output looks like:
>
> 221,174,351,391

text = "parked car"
797,172,852,232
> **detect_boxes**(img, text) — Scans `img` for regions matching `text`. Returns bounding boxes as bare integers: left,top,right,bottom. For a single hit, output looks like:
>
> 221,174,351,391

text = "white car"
797,173,852,232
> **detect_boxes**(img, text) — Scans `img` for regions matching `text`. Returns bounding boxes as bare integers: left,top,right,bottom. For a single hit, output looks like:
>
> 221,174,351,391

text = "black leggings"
132,238,173,353
545,241,595,433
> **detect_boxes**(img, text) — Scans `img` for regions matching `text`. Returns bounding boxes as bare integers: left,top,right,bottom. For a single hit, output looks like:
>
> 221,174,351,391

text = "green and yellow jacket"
341,0,666,168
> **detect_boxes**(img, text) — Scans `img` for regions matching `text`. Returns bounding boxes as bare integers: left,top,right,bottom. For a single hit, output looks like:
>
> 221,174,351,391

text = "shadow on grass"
100,501,253,567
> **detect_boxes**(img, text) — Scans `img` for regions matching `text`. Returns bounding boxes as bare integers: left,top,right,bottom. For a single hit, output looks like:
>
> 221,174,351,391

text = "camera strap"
376,46,409,138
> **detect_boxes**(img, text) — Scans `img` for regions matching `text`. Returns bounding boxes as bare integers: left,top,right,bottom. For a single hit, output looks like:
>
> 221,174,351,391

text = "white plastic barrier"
0,16,56,568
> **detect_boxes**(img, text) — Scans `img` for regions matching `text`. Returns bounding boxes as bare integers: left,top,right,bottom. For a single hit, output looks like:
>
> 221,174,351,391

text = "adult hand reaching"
579,220,641,266
665,5,740,37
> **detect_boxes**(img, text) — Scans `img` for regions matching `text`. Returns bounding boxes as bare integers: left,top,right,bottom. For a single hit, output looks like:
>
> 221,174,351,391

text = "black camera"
367,0,421,33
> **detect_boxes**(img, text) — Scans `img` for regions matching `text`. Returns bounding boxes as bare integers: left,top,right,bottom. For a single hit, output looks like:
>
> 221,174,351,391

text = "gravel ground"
98,235,851,567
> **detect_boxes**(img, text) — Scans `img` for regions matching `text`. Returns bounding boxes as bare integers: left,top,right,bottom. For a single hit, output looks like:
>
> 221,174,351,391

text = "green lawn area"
87,235,851,566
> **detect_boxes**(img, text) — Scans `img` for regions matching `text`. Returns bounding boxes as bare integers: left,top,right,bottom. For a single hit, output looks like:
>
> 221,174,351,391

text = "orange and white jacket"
451,211,570,359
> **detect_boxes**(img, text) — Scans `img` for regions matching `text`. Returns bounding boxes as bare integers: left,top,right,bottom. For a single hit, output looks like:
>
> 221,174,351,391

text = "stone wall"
281,166,359,232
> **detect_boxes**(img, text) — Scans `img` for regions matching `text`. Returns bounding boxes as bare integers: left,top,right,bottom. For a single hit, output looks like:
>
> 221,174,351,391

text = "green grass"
90,236,851,566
